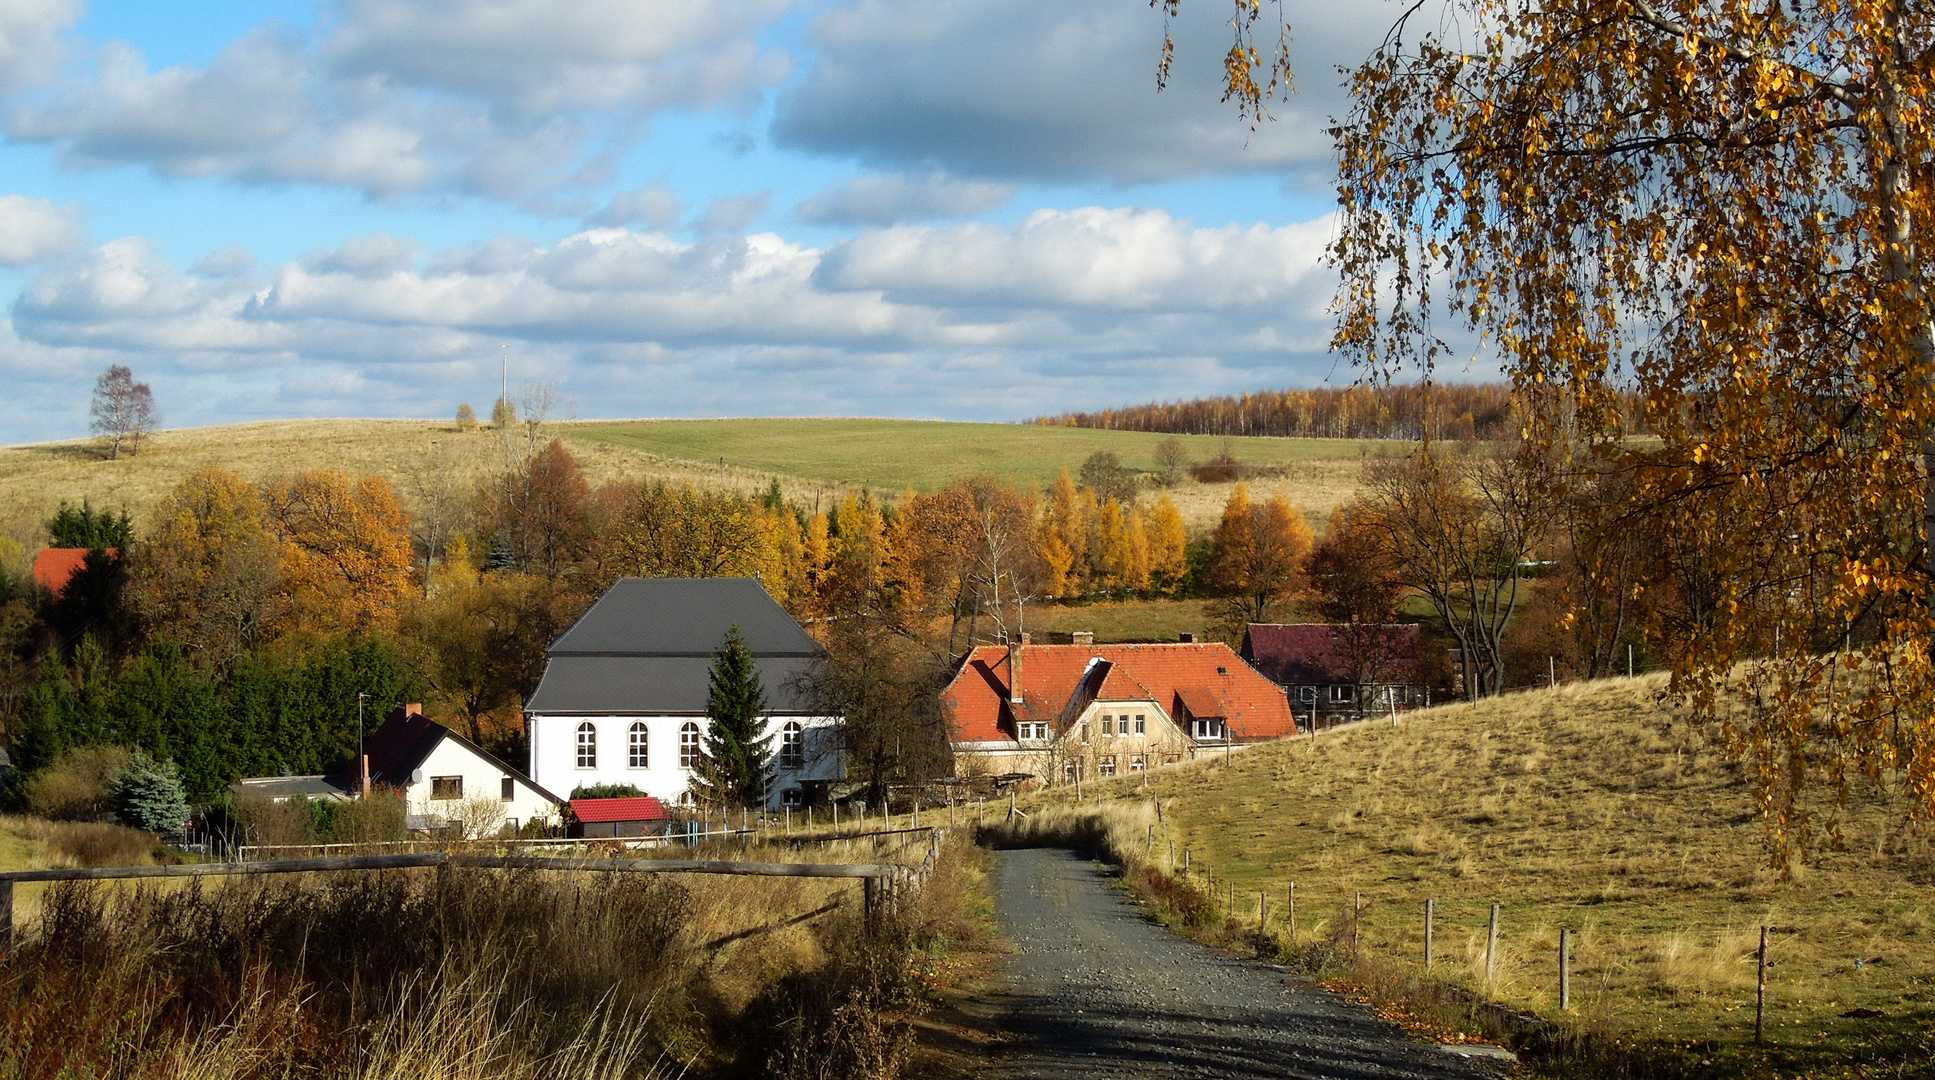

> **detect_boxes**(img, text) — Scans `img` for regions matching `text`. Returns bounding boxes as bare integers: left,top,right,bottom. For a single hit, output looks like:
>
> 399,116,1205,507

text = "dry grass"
0,419,827,548
1007,677,1935,1077
0,418,1381,549
0,815,161,872
0,826,977,1080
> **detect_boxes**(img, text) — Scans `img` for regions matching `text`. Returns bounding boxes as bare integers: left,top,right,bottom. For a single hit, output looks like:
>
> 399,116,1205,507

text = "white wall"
527,714,843,809
402,735,560,833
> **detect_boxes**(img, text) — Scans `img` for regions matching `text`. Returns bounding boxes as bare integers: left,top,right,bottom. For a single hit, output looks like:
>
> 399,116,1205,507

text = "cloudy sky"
0,0,1437,444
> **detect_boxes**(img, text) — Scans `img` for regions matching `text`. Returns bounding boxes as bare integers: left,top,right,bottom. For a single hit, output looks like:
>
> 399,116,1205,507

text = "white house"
348,704,564,834
523,578,844,809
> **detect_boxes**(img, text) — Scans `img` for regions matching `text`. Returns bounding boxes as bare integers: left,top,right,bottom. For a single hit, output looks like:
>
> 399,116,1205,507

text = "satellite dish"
411,768,425,785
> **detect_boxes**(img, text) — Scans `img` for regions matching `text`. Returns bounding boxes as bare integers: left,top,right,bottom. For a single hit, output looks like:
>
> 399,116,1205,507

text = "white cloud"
694,191,771,234
587,182,684,229
794,172,1013,225
772,0,1396,187
301,233,418,278
0,193,81,264
816,207,1335,311
0,0,82,95
4,210,1381,442
2,0,796,202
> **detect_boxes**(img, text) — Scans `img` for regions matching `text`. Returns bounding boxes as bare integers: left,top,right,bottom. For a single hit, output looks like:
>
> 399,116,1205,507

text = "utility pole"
501,344,509,402
357,692,368,762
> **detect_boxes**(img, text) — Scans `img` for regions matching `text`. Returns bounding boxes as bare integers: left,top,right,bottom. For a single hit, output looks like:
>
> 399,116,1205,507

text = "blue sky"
0,0,1453,443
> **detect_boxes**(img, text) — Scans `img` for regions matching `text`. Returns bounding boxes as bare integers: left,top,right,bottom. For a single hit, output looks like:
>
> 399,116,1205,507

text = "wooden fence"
0,834,950,946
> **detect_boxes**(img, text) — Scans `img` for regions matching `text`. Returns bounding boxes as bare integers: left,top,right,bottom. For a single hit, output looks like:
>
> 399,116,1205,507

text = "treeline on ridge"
1032,384,1521,441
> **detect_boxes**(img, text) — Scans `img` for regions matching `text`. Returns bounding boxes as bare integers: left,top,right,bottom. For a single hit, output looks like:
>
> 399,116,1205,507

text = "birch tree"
1177,0,1935,843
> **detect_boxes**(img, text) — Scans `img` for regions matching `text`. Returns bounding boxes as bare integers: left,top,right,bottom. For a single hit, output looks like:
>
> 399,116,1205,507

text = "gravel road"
987,848,1508,1080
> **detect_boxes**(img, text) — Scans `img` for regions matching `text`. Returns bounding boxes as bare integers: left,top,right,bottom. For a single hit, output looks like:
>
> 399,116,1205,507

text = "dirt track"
986,848,1509,1079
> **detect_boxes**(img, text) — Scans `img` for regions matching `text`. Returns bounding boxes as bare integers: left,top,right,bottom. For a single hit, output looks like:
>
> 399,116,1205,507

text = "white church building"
523,578,844,809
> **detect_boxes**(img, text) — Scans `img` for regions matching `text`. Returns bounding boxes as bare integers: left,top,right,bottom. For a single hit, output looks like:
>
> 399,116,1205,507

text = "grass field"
1045,675,1934,1076
1,418,1393,552
571,418,1398,495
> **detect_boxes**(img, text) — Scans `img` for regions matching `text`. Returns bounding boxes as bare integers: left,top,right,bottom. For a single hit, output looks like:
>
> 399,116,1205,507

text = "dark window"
1130,754,1147,772
779,721,804,769
1134,714,1146,735
576,722,597,768
500,776,514,801
1099,756,1117,777
679,722,701,768
628,722,649,768
431,776,462,800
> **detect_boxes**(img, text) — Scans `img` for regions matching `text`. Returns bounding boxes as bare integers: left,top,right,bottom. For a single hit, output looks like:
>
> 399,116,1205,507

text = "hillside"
1116,676,1933,1067
1,417,1392,551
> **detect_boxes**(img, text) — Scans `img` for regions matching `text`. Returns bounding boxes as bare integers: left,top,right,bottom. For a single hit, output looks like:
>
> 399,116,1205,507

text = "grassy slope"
572,418,1397,494
1100,675,1933,1063
2,418,1390,551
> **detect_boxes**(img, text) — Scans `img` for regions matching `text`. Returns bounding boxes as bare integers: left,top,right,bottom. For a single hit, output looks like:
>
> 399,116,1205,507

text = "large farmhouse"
523,578,843,809
941,633,1297,785
1240,623,1431,728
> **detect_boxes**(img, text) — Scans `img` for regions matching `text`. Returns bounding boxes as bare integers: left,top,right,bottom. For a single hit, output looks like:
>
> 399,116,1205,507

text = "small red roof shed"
570,796,670,824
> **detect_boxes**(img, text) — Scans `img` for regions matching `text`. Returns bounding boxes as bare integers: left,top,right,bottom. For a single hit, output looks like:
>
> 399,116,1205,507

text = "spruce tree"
109,751,190,835
691,624,772,809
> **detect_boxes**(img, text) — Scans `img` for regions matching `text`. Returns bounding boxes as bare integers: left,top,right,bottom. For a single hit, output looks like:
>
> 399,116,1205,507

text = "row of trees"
1032,384,1528,441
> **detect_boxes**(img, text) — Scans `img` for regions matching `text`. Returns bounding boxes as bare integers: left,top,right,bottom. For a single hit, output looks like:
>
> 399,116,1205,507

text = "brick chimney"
359,753,371,798
1072,630,1095,648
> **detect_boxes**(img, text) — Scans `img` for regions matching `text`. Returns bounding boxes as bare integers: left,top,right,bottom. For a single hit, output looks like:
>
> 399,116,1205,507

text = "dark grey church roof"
525,578,825,715
547,578,822,657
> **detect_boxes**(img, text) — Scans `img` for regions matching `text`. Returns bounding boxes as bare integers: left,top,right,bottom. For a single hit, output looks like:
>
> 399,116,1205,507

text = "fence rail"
0,848,923,945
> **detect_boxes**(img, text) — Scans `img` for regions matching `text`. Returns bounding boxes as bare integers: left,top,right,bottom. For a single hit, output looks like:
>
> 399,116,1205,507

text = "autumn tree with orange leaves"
266,471,414,637
1172,0,1935,849
1205,482,1313,640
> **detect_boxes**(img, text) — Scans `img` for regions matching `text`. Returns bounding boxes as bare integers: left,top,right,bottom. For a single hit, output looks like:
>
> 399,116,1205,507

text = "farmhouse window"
628,722,649,768
1018,721,1049,742
1191,719,1224,741
679,722,700,768
779,721,805,769
1080,722,1090,742
1099,756,1117,777
1298,686,1316,703
1329,685,1352,703
1134,714,1146,735
1101,715,1114,736
500,777,514,801
430,776,462,800
1063,762,1082,783
1129,754,1147,772
576,722,597,768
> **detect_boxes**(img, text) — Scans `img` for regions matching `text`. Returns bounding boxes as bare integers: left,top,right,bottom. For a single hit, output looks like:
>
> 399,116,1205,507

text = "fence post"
1756,925,1769,1044
1183,848,1190,874
1258,890,1267,931
1486,904,1501,986
1425,898,1435,970
0,878,10,949
1228,881,1235,917
1288,881,1296,941
1559,928,1572,1011
1009,790,1017,820
979,800,985,827
1353,891,1363,955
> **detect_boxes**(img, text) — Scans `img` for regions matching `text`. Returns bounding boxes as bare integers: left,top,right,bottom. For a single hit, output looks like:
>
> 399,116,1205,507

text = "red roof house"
941,637,1296,785
33,547,114,599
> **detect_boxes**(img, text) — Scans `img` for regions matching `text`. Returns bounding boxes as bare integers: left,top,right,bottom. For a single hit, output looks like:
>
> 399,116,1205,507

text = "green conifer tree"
109,751,191,835
690,624,772,809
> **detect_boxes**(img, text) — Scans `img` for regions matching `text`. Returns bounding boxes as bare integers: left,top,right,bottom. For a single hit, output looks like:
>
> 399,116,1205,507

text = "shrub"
455,402,477,429
328,788,407,844
108,753,190,835
570,782,646,800
23,745,133,821
5,817,158,868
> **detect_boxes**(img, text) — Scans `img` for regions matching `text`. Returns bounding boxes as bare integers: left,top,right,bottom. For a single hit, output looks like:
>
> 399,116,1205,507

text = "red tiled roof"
1174,685,1226,719
1241,623,1426,686
942,642,1295,744
570,796,669,823
33,547,114,599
